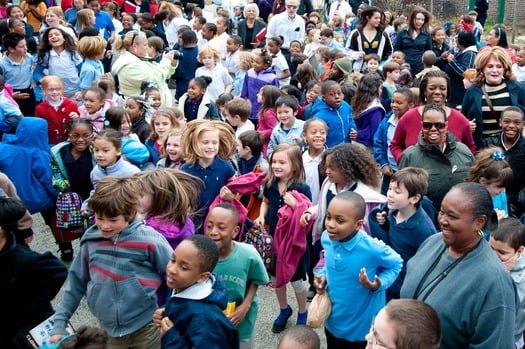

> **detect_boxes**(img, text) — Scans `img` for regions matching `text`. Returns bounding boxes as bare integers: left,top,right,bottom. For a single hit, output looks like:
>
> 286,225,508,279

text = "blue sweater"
310,96,356,148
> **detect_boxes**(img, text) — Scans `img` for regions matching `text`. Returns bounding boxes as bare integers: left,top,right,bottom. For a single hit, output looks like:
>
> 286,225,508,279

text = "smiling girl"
144,109,179,164
76,86,116,132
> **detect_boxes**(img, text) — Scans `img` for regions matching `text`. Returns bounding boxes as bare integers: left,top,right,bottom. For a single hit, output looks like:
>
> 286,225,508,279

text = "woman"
111,30,178,107
157,2,188,47
462,46,525,148
346,6,392,72
443,30,477,108
237,3,266,50
398,104,474,210
479,24,516,63
400,182,517,348
393,6,432,76
390,69,476,163
365,299,441,349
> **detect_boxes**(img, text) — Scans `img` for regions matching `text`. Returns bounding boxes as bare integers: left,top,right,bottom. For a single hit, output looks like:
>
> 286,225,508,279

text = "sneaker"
58,242,74,262
296,311,308,325
272,305,293,333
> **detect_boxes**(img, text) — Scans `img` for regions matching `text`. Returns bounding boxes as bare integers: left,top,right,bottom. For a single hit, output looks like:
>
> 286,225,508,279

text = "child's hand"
152,307,165,327
74,91,83,101
358,267,381,291
381,165,393,177
159,316,174,337
229,302,249,327
375,211,387,225
69,111,80,119
313,276,326,294
219,186,235,201
349,129,358,141
282,192,296,209
81,210,92,217
469,119,477,132
290,134,301,145
253,216,265,229
300,211,312,226
13,91,30,99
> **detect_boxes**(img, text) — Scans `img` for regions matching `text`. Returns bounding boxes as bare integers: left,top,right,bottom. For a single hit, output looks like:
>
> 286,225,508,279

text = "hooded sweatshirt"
311,95,356,147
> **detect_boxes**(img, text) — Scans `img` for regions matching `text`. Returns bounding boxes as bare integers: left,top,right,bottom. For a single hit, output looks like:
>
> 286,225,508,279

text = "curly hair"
322,143,380,188
38,27,77,63
181,120,235,166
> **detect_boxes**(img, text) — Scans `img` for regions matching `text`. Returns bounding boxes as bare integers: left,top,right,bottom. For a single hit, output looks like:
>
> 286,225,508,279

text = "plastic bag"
306,292,331,328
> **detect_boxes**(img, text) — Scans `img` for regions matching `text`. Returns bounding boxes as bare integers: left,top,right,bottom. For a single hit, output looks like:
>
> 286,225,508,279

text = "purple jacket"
241,67,279,121
145,215,194,250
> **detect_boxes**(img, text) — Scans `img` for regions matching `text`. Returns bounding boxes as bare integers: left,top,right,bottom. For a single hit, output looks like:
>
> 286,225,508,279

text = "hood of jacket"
145,216,194,242
334,57,353,76
311,95,347,115
4,117,49,151
111,50,139,76
169,273,228,309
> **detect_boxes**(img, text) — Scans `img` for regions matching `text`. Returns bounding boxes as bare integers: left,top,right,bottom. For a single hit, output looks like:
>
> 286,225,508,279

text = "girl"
351,72,385,148
256,85,282,156
145,109,178,164
77,35,106,97
35,75,79,145
467,146,513,219
180,119,236,234
254,143,312,332
96,75,125,108
195,45,233,102
232,51,255,97
76,87,116,132
143,85,162,113
241,49,280,125
157,128,183,168
104,106,150,167
50,118,96,260
125,97,151,143
431,26,450,69
266,36,290,87
39,6,76,39
35,27,82,99
75,8,95,34
304,28,321,61
177,76,221,122
302,118,328,206
302,80,322,120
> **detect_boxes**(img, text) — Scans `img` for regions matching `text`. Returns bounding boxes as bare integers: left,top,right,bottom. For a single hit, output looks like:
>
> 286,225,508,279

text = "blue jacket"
0,117,57,213
162,274,239,349
311,96,356,148
444,46,477,107
373,112,396,169
144,139,161,164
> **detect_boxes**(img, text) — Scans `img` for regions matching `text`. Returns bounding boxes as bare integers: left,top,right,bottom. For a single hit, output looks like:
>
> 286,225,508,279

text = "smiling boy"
267,95,305,157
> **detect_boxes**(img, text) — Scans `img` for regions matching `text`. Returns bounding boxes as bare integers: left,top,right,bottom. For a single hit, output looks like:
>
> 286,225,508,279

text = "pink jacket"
257,107,278,157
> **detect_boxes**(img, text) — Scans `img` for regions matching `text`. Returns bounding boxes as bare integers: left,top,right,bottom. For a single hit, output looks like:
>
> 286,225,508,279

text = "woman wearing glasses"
111,30,178,107
398,103,474,210
390,70,476,164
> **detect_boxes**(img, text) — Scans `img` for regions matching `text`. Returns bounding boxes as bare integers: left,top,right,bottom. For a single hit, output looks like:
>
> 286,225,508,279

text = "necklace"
412,239,482,301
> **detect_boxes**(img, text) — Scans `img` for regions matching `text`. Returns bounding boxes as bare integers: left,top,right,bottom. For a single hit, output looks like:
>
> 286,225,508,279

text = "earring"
478,229,484,238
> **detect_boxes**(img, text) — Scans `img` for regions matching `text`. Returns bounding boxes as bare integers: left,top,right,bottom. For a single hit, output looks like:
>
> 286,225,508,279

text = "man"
328,0,352,20
209,15,229,58
266,0,305,61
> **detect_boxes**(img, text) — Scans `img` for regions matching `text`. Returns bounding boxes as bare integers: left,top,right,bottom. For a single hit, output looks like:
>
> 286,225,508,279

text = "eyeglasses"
368,324,396,349
422,121,446,130
286,4,298,9
70,133,93,141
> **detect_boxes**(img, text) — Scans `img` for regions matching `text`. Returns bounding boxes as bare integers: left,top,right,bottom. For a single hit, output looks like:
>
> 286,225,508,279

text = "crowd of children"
2,0,525,348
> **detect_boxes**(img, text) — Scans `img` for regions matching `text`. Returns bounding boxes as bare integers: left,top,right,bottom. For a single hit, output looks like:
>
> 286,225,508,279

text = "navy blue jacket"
394,28,432,76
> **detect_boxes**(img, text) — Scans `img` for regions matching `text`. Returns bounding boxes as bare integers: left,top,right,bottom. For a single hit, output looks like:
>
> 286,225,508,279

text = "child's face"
233,6,242,16
433,29,446,45
500,110,523,141
266,40,280,55
479,178,505,198
44,81,63,103
390,92,412,117
323,85,343,109
517,50,525,67
187,80,206,100
166,240,210,293
198,130,220,161
328,64,343,80
153,115,173,140
276,104,296,129
391,52,405,65
48,29,65,49
387,181,419,211
45,11,60,26
387,69,400,82
320,35,331,46
271,150,293,181
366,59,379,72
94,137,119,167
165,135,181,161
253,56,268,72
305,84,321,104
303,120,327,153
226,38,240,53
83,90,105,114
9,6,25,20
125,99,143,120
205,207,239,255
146,90,161,109
448,24,456,36
138,192,153,215
95,213,131,238
489,236,523,271
122,15,135,30
201,54,216,68
311,31,321,43
8,39,27,57
289,42,302,55
325,197,363,241
69,124,93,153
223,108,240,127
236,139,251,159
120,115,132,135
324,155,345,185
364,308,397,349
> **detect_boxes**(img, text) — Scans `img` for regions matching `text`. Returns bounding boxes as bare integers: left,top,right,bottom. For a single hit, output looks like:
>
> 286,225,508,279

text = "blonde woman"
157,1,188,47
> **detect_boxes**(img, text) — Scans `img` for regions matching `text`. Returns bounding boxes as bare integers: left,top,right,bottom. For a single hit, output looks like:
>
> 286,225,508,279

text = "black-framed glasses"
422,121,446,130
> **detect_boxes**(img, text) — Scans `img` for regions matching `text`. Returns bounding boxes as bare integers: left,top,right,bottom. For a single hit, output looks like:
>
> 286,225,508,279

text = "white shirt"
266,12,305,49
328,0,352,20
271,51,290,86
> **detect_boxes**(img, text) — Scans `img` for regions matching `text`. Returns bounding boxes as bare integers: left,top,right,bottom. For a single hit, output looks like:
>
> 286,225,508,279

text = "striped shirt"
482,82,512,137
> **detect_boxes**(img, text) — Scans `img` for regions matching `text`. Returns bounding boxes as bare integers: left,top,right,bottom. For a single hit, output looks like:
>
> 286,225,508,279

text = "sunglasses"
422,121,446,130
286,4,298,9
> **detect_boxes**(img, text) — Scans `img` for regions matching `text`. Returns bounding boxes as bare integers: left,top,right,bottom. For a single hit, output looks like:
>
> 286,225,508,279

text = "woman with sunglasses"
397,103,474,210
111,30,178,107
390,70,476,164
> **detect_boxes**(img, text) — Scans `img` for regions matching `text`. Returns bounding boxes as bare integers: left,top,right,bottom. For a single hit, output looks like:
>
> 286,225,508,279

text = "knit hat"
443,21,453,34
333,58,354,76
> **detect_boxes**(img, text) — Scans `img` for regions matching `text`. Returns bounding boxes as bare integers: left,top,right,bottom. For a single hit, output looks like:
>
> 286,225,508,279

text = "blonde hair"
46,6,67,26
475,46,515,84
181,120,235,166
161,128,183,158
236,51,255,71
197,45,221,63
77,35,107,59
76,8,95,33
41,75,64,93
134,168,202,225
113,30,147,52
306,28,320,44
158,1,183,21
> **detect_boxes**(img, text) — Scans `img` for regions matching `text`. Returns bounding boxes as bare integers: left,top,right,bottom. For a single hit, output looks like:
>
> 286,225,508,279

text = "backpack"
243,227,275,273
55,192,83,229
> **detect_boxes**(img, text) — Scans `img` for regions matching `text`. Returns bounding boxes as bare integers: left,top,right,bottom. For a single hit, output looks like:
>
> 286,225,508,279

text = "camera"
172,50,183,60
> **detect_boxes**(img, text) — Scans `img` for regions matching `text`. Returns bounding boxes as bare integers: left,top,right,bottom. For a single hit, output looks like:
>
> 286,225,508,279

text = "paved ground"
30,213,327,348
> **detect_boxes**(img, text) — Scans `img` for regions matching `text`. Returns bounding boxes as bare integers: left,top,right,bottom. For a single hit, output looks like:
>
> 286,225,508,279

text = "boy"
319,28,345,54
277,326,321,349
391,51,413,88
314,191,402,348
310,80,357,147
224,35,242,78
154,235,240,349
267,95,305,157
512,47,525,85
205,204,269,349
138,12,168,47
224,97,254,140
50,176,173,348
468,10,483,42
236,130,269,175
363,53,381,76
0,74,22,133
369,167,437,301
414,50,440,87
380,61,400,113
489,217,525,349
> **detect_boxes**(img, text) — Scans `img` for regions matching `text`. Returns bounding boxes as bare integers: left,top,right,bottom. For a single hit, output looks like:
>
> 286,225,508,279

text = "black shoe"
272,306,293,333
58,242,73,262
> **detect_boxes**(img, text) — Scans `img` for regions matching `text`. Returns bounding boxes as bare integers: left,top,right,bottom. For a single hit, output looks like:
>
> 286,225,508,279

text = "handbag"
55,192,83,230
243,227,275,273
306,292,332,328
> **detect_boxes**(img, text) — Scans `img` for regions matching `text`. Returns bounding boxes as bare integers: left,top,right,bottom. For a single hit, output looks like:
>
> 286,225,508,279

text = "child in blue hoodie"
154,235,240,349
311,80,357,148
